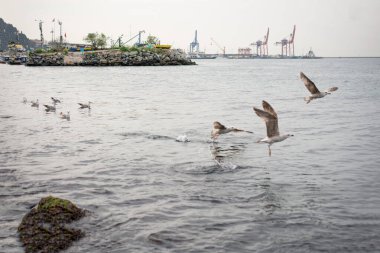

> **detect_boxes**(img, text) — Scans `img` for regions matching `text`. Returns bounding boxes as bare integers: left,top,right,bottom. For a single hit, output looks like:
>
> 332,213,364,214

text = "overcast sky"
1,0,380,56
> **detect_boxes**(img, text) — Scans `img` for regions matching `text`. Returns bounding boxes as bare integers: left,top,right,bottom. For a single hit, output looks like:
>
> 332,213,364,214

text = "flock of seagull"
211,72,339,156
21,72,337,157
24,96,93,121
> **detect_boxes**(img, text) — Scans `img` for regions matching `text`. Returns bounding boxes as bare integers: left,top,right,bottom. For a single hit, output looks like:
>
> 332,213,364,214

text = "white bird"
253,100,293,156
44,104,56,112
22,97,27,104
31,99,39,108
300,72,338,104
60,111,70,120
78,101,92,109
211,121,253,140
51,97,61,104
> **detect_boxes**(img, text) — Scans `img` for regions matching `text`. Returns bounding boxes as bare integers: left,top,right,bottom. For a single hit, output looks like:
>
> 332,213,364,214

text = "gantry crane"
189,30,200,53
210,37,225,56
275,25,296,57
251,28,269,57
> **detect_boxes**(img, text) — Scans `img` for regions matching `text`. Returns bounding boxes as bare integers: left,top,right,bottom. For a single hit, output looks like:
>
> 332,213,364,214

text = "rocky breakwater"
26,48,195,66
18,196,86,253
26,52,64,66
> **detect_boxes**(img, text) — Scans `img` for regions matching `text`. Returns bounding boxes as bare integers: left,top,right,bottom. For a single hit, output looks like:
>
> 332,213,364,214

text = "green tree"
84,33,97,48
146,35,158,45
84,32,108,49
96,33,107,49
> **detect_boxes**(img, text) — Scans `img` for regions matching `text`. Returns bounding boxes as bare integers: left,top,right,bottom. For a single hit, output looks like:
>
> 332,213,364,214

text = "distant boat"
302,48,322,59
187,52,217,59
8,58,22,65
0,56,6,64
154,44,171,49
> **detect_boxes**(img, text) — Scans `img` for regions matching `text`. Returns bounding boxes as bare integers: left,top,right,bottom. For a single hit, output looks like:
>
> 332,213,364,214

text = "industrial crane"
251,28,269,57
210,38,225,56
288,25,296,57
125,30,145,46
189,30,200,53
111,34,124,47
275,25,296,57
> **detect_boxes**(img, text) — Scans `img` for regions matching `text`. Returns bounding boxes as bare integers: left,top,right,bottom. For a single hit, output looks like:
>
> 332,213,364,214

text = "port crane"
189,30,200,53
275,25,296,57
210,38,225,56
251,28,269,57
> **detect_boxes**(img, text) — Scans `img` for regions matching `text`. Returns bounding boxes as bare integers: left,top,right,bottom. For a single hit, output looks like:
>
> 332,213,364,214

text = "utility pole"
35,19,44,48
58,20,63,45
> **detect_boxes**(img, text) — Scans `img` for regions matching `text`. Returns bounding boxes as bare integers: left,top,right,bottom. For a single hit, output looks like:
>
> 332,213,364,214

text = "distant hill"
0,18,36,51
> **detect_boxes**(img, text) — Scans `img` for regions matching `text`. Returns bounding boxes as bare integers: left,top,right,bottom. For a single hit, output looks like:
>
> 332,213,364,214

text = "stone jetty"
26,48,195,66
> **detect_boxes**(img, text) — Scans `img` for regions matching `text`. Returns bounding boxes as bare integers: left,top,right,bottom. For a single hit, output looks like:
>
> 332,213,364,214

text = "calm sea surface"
1,58,380,252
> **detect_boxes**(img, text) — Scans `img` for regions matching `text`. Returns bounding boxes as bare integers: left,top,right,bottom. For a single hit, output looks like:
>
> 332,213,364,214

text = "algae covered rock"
18,196,86,253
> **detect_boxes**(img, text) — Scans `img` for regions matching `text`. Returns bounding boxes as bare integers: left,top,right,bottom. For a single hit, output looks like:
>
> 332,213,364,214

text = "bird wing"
253,107,279,138
44,105,51,109
78,103,84,107
300,72,320,94
262,100,278,119
327,87,338,92
213,121,227,130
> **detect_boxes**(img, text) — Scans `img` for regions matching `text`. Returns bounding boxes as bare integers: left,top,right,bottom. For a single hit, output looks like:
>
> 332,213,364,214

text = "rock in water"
18,196,86,253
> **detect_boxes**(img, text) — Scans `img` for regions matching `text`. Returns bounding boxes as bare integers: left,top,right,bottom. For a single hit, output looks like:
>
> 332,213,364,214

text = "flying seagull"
51,97,61,104
60,111,70,120
211,121,253,140
44,104,56,112
78,101,92,109
253,100,293,156
300,72,338,104
31,99,39,108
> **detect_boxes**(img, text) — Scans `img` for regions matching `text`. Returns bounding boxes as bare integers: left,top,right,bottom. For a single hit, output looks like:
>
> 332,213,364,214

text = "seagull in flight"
300,72,338,104
211,121,253,140
253,100,293,156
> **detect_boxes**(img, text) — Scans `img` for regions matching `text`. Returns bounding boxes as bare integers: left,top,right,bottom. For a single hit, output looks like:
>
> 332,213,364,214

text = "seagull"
253,100,293,156
211,121,253,140
22,97,27,104
78,101,92,109
300,72,338,104
60,111,70,120
31,99,39,108
51,97,61,104
44,104,56,112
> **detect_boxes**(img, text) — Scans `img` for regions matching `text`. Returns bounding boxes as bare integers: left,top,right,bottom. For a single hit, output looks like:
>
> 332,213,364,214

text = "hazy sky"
1,0,380,56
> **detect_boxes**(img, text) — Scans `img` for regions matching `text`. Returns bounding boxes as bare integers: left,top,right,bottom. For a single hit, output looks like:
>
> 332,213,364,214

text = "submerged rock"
18,196,86,253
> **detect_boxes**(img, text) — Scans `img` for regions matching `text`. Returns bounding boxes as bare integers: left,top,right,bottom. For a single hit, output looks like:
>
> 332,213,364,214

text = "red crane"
288,25,296,57
275,25,296,57
251,28,269,57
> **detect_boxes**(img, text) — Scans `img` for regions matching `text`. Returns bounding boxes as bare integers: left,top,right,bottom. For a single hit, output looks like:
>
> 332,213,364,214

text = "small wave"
148,230,193,246
0,115,13,119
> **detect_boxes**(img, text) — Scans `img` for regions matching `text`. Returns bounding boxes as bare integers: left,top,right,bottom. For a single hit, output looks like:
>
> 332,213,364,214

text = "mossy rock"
18,196,86,253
